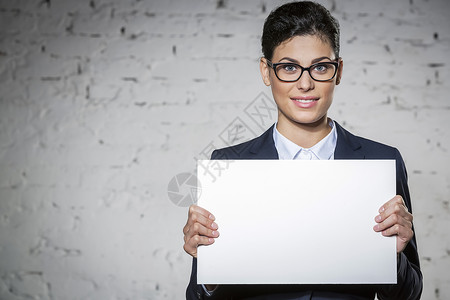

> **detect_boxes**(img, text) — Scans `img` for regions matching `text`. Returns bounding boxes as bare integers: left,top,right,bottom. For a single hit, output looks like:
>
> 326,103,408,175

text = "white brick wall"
0,0,449,299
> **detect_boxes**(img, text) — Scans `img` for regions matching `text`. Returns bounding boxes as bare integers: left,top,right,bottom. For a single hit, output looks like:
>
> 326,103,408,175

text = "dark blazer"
186,122,422,300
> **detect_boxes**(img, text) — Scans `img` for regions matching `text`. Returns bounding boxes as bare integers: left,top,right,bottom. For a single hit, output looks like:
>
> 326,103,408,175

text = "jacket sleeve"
186,258,204,300
186,252,227,299
377,150,423,300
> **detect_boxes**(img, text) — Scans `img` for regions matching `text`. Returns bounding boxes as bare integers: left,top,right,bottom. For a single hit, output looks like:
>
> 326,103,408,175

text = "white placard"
197,160,397,284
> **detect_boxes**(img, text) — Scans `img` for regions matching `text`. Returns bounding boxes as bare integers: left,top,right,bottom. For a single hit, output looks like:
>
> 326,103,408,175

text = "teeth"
295,99,314,103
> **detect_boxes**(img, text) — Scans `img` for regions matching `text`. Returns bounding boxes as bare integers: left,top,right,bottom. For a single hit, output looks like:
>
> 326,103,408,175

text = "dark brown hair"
261,1,340,60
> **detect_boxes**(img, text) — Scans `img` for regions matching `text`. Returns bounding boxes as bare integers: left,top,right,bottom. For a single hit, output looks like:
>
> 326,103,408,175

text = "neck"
276,116,331,148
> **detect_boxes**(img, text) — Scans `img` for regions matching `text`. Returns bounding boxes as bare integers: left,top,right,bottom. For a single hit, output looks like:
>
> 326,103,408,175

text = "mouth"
290,96,319,108
291,97,319,103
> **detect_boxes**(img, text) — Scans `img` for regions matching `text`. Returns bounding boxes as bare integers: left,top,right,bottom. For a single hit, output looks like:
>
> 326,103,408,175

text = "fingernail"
211,222,218,229
209,214,215,220
212,231,218,237
373,224,379,231
379,207,385,213
208,238,215,243
375,215,382,222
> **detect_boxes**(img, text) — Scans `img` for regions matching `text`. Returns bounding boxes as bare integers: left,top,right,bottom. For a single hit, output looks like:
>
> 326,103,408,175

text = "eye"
313,63,331,73
279,64,298,73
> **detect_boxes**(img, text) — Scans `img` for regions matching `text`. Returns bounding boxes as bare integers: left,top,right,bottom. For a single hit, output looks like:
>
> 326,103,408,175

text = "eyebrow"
278,56,334,64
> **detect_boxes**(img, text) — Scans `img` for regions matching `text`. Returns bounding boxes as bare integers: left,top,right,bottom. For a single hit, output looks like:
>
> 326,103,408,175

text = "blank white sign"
197,160,397,284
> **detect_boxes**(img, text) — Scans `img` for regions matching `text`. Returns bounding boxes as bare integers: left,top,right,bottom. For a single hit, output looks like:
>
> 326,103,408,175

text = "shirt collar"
273,119,337,160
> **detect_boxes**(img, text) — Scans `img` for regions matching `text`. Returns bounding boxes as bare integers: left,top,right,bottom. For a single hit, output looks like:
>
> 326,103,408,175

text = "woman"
183,1,422,299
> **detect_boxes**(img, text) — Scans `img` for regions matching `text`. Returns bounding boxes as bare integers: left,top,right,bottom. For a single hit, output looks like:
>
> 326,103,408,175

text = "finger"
378,196,407,215
376,197,412,223
187,222,220,239
380,223,414,241
183,214,217,238
184,213,219,235
183,205,216,234
184,222,219,245
377,206,412,225
374,213,412,233
183,235,216,258
379,195,403,210
189,205,215,222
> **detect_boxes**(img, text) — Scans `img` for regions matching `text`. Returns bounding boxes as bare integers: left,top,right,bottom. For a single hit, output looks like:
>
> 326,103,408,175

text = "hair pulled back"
261,1,340,60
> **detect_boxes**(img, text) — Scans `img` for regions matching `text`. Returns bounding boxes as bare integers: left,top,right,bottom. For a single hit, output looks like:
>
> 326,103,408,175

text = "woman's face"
260,35,343,130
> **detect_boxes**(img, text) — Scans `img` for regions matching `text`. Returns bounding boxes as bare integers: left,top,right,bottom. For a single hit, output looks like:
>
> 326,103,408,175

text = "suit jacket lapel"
249,124,279,159
334,122,365,159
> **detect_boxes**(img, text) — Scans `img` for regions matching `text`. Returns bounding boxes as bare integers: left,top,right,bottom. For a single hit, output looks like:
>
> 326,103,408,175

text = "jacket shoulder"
355,135,400,158
211,125,278,160
211,136,261,160
335,122,401,159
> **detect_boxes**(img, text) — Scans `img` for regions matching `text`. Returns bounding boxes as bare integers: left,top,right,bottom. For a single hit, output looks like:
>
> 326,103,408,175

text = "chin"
291,114,327,126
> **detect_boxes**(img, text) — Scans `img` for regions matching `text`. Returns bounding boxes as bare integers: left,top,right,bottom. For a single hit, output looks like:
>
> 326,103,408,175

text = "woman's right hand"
183,205,219,258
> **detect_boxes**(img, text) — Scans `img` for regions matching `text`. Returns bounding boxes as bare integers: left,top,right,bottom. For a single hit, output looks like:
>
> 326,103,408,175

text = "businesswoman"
183,1,422,299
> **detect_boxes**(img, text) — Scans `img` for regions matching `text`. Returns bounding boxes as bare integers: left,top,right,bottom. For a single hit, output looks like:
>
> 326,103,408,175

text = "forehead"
272,35,334,62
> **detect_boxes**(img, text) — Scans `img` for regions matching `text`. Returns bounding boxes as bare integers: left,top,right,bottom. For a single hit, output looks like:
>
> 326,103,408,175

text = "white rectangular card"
197,160,396,284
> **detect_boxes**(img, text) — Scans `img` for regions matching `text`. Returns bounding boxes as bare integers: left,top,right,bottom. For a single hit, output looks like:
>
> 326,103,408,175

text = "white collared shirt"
273,119,337,160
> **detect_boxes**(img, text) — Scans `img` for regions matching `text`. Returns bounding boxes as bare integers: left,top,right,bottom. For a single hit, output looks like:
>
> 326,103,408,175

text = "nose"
296,70,314,91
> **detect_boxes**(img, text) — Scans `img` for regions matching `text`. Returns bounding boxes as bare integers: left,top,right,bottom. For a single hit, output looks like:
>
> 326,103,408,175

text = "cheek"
322,84,336,100
271,84,290,106
271,80,291,97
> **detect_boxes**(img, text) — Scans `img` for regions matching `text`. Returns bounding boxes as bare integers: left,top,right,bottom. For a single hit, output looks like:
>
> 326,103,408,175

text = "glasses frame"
266,59,340,82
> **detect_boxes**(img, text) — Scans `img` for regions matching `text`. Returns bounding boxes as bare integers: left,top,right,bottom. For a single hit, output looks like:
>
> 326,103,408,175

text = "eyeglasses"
266,59,339,82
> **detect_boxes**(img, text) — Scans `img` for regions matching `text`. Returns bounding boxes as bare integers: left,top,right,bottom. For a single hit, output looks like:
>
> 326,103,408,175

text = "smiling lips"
291,96,319,108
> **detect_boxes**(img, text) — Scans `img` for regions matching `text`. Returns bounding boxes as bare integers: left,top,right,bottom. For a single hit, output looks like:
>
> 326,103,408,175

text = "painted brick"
0,0,449,299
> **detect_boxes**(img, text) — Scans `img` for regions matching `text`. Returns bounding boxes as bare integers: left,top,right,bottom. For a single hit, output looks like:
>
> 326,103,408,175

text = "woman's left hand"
373,195,414,253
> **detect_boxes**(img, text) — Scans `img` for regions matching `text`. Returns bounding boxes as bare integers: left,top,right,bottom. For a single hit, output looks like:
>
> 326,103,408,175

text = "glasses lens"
275,63,302,81
309,62,337,81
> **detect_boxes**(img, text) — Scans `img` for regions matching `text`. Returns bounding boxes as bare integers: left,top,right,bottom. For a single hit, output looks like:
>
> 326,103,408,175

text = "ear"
336,58,343,85
260,57,271,86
